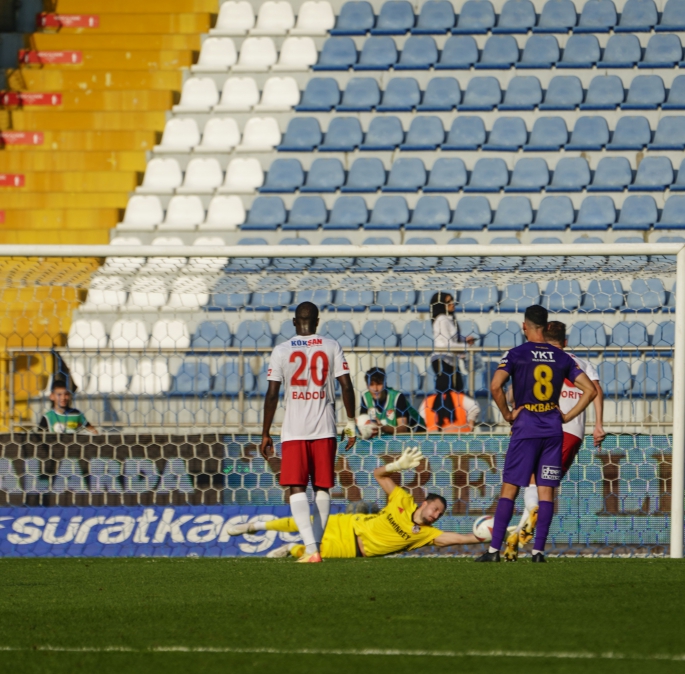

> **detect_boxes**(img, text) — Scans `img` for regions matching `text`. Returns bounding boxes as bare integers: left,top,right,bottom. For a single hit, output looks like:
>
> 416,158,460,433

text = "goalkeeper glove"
343,417,356,439
385,446,424,473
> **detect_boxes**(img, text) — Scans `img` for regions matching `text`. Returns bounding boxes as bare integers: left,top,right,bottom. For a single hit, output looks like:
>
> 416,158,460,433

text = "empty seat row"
328,0,685,35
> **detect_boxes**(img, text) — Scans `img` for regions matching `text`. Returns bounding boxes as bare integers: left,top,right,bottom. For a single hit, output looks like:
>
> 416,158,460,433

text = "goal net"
0,242,682,558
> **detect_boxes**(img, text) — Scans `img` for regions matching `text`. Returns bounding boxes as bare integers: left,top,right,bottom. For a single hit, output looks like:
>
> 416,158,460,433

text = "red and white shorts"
280,437,337,488
561,432,584,476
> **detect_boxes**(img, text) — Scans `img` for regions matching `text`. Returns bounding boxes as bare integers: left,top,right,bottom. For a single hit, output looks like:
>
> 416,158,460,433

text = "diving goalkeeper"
226,447,482,559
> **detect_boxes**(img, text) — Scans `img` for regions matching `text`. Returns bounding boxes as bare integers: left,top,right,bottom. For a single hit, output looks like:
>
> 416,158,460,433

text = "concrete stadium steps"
0,151,146,172
0,170,138,192
3,91,176,112
1,192,128,210
31,34,202,51
1,209,119,230
7,69,183,92
2,131,157,152
18,50,194,70
11,110,166,131
0,229,110,244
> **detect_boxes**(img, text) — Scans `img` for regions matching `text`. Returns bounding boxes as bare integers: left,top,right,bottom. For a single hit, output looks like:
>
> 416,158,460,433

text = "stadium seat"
506,158,549,192
342,158,386,192
664,75,685,109
82,276,128,311
576,0,616,32
465,158,508,192
273,37,318,70
561,236,604,272
657,196,685,228
260,159,304,193
212,360,255,397
535,0,577,32
160,196,204,230
357,320,398,347
597,34,641,67
520,237,564,271
292,1,335,34
608,116,651,150
599,360,632,396
149,319,191,349
325,196,368,229
653,322,675,348
518,35,559,68
448,196,491,230
559,34,600,67
237,117,281,152
271,238,311,272
128,359,171,396
441,237,479,271
400,321,433,351
636,360,674,396
383,158,426,192
548,157,590,192
234,321,273,350
331,1,374,34
173,78,219,112
483,321,523,348
541,279,582,312
110,318,148,349
156,118,200,152
530,196,574,230
295,78,340,111
567,117,609,151
234,37,278,69
436,36,478,69
658,0,685,30
649,116,685,150
482,237,521,272
244,198,286,230
310,237,354,271
630,157,674,191
138,158,182,194
417,77,461,110
278,118,322,152
499,282,540,311
169,362,212,396
491,196,533,230
568,320,607,350
396,36,438,69
615,195,657,230
524,117,568,151
484,117,527,151
360,116,404,150
337,77,381,111
573,195,616,230
622,75,665,109
459,284,498,312
540,75,583,110
443,117,485,151
291,287,333,310
193,37,237,71
121,195,163,229
640,34,682,68
588,157,632,192
425,157,468,191
617,0,657,31
301,158,345,192
86,359,128,394
453,0,495,33
625,279,666,312
222,158,263,193
581,75,624,111
251,1,294,34
333,288,375,310
128,276,168,310
477,35,519,69
458,77,501,110
197,118,240,152
394,237,439,271
366,196,410,229
611,320,649,350
495,0,536,32
211,1,254,35
354,236,396,271
354,36,398,69
68,320,107,349
284,196,327,230
377,77,421,111
401,116,445,150
372,286,418,311
671,159,685,191
207,276,251,309
178,158,223,194
320,320,356,347
372,0,414,34
407,195,450,230
500,77,542,110
413,0,455,33
320,117,363,151
580,279,625,312
215,77,259,111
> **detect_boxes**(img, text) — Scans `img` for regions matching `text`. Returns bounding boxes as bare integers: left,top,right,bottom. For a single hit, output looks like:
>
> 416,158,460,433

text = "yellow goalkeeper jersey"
352,486,443,557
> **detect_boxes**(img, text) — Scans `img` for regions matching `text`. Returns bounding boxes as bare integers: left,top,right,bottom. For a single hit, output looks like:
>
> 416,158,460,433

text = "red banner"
0,174,26,188
0,132,44,146
38,13,99,28
1,92,62,106
19,50,82,65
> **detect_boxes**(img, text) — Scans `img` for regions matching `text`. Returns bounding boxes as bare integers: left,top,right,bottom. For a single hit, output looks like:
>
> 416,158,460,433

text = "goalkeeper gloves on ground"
385,446,424,473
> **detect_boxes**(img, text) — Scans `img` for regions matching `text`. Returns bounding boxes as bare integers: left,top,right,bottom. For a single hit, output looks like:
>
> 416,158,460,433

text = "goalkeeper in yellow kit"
226,447,482,559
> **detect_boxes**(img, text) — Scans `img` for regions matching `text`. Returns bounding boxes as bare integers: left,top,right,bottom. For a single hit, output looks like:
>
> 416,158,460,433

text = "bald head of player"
522,304,548,343
543,321,567,350
293,301,319,336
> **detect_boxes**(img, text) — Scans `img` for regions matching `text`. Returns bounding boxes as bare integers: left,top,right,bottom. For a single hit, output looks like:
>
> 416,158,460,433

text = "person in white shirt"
260,302,357,564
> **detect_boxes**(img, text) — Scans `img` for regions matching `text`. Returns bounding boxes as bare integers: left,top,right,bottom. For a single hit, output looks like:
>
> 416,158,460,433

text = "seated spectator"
359,367,423,436
39,380,98,434
419,388,480,433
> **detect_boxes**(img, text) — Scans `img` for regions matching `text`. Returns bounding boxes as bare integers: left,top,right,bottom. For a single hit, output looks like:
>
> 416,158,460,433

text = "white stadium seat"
86,359,128,394
210,1,254,36
102,237,145,274
199,195,246,230
127,275,168,310
142,237,187,274
164,276,211,310
233,37,277,71
255,76,300,111
188,236,229,271
177,157,223,194
158,195,205,231
149,319,191,348
119,195,164,229
109,319,149,349
137,159,182,195
214,77,259,112
196,117,241,152
67,319,108,349
82,276,128,311
154,118,200,153
251,1,295,35
220,158,264,193
291,1,334,35
129,359,171,395
172,78,219,112
236,117,280,152
273,37,318,70
192,37,237,72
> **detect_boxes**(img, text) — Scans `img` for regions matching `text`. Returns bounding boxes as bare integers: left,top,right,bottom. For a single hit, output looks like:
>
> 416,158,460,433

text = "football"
473,515,495,543
356,414,377,440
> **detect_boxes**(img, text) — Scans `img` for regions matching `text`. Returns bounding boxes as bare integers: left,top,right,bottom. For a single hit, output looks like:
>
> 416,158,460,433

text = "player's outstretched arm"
561,372,597,425
373,446,425,495
337,373,357,451
260,380,281,459
490,369,520,425
592,381,606,447
433,532,480,547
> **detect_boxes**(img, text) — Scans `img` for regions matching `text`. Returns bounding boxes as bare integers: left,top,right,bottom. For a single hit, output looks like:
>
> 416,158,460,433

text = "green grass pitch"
2,557,685,674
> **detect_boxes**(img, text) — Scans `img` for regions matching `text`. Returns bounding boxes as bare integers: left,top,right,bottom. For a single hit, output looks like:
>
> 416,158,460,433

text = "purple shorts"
502,434,563,488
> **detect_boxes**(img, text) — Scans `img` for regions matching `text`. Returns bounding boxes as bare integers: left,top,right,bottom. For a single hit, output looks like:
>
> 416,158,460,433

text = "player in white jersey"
260,302,357,564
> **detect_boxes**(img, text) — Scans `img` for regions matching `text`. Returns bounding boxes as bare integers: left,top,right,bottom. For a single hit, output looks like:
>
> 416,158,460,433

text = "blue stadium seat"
314,37,357,70
520,237,564,271
617,0,657,31
630,157,674,191
425,157,468,191
622,75,665,110
611,320,649,349
500,76,542,110
615,195,657,230
671,159,685,191
170,362,211,396
224,238,270,271
535,0,577,32
415,288,449,313
530,196,574,230
441,237,479,271
448,197,491,230
608,116,651,150
443,117,486,150
495,0,536,32
342,157,386,192
301,158,344,193
331,1,375,34
563,236,605,271
649,116,685,150
482,236,521,272
190,321,232,349
476,35,520,69
581,75,624,110
540,75,583,109
658,0,685,30
640,34,682,68
664,76,685,109
366,196,409,229
295,78,340,112
396,36,437,68
407,195,450,230
284,196,327,231
400,321,433,350
377,77,421,111
372,1,414,34
208,277,250,310
484,117,527,151
518,35,559,68
524,117,567,151
541,279,582,312
575,0,616,32
465,158,508,192
372,287,418,311
657,196,685,228
413,0,455,33
337,77,380,111
260,159,304,193
607,236,648,272
333,288,375,311
483,321,523,348
360,115,404,150
436,35,478,69
310,237,354,272
386,362,423,396
212,359,255,396
453,0,495,33
417,77,461,110
598,34,641,67
383,157,427,192
558,34,600,67
548,157,590,192
633,360,673,396
278,118,321,152
499,282,540,312
320,117,363,151
588,157,632,192
394,236,438,271
625,278,666,312
401,116,445,150
599,360,632,396
354,36,397,69
653,322,675,348
271,238,310,272
358,320,398,347
506,157,549,192
244,198,287,230
568,320,607,349
491,196,533,230
320,320,356,347
567,117,609,151
458,76,501,111
325,196,368,229
580,279,625,312
249,286,293,311
572,195,616,230
459,284,498,312
355,236,396,271
291,288,333,310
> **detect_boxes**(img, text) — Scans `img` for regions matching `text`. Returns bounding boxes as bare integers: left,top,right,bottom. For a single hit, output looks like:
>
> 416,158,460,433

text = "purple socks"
490,497,515,551
533,500,555,553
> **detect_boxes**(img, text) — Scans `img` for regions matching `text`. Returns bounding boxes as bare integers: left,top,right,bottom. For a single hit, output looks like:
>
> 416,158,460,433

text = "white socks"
290,492,318,554
515,484,540,532
311,490,331,546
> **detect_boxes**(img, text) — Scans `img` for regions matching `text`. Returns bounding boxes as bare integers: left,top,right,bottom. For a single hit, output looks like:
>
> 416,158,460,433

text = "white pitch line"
0,646,684,662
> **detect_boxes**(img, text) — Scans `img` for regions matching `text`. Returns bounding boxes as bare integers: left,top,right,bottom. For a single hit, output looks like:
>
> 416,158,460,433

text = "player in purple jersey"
475,305,597,563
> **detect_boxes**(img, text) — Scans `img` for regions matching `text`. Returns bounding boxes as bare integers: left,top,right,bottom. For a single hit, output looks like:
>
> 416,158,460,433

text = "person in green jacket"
39,380,98,434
